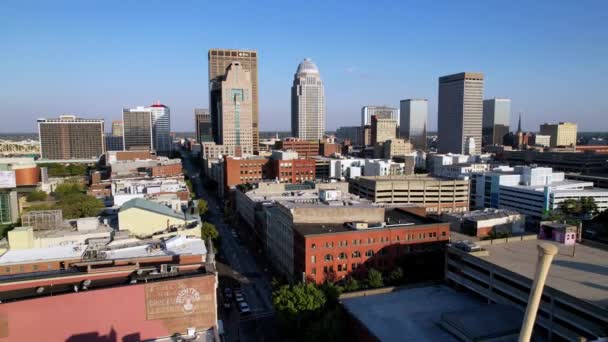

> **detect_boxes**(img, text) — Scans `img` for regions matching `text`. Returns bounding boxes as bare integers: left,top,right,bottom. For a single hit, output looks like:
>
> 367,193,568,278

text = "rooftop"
444,209,522,221
341,285,520,342
103,235,206,260
0,245,86,265
119,198,197,221
480,239,608,307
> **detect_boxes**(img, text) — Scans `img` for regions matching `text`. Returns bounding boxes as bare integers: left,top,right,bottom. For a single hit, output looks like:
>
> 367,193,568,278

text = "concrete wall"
118,208,190,237
291,207,385,224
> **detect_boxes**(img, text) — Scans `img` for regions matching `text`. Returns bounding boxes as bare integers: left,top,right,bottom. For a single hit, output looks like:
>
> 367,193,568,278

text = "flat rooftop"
356,175,459,182
103,236,206,260
480,239,608,307
0,245,86,265
341,285,519,342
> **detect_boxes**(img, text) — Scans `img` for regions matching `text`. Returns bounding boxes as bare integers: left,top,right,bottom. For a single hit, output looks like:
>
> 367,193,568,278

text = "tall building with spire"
438,72,484,155
291,58,325,140
209,62,253,150
208,49,259,152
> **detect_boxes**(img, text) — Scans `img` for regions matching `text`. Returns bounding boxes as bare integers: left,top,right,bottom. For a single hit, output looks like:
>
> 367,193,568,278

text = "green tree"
200,222,218,241
580,197,598,217
197,199,208,216
53,183,83,199
55,193,104,219
388,266,404,285
26,190,48,202
560,198,581,216
342,277,360,292
366,268,384,288
272,283,326,332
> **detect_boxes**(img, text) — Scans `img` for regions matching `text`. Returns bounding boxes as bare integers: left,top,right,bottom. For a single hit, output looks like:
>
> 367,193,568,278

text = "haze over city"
1,0,607,133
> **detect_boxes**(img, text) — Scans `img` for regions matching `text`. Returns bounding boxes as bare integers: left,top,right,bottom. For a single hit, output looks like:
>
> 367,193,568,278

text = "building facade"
122,107,154,151
210,62,253,151
399,99,427,150
111,120,123,137
540,122,577,147
208,48,259,151
349,175,470,213
275,138,319,158
291,58,325,140
149,102,171,154
38,115,105,160
371,116,397,145
438,72,484,155
482,98,511,146
104,134,124,152
194,108,212,143
361,106,399,127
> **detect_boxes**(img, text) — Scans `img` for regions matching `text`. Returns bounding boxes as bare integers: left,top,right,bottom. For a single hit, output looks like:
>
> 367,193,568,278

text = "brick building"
275,138,319,158
319,142,341,157
293,208,450,283
269,158,316,183
150,163,182,177
224,156,269,188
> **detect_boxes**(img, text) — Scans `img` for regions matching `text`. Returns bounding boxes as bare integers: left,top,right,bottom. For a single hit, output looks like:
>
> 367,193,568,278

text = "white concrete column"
518,242,558,342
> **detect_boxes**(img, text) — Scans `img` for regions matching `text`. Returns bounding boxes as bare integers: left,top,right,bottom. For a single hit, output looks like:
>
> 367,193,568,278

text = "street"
180,150,278,342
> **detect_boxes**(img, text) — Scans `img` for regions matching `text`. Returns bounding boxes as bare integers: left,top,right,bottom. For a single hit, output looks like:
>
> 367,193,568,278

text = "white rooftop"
104,236,206,260
0,245,86,265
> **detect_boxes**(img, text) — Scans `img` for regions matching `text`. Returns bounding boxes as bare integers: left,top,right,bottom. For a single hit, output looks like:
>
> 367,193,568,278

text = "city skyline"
1,0,607,133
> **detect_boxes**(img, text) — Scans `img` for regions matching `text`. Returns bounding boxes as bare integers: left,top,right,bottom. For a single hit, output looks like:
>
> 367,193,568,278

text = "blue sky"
1,0,606,132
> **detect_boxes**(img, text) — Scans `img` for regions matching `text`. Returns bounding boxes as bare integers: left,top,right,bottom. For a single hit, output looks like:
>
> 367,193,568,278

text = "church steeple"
517,113,522,133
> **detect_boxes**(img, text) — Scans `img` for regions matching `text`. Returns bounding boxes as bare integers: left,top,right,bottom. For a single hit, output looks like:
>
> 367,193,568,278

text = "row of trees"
25,183,104,219
45,163,90,177
544,197,600,223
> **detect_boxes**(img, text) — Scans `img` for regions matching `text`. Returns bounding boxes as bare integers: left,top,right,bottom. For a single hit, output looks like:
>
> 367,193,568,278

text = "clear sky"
1,0,606,133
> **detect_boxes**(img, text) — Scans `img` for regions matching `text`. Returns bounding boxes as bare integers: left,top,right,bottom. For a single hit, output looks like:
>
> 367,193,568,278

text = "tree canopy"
200,222,218,241
367,268,384,288
26,190,48,202
197,199,208,216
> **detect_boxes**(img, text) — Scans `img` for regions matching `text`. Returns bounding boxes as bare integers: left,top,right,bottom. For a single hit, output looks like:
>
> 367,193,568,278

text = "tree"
53,183,83,199
197,199,208,217
559,198,581,217
272,283,326,333
55,193,104,219
580,197,598,218
388,266,404,285
366,268,384,288
200,222,218,241
342,277,360,292
26,190,48,202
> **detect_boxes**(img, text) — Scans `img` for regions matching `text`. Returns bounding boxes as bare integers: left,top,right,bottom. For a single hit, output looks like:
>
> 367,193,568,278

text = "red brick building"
269,158,316,183
293,208,450,283
150,163,182,177
319,142,341,157
275,138,319,158
224,156,269,188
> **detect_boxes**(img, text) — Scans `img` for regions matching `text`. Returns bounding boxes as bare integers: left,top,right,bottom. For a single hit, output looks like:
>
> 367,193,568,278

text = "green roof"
120,198,198,221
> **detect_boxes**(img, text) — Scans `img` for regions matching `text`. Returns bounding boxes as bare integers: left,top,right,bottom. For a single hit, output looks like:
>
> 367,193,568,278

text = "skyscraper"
208,49,259,151
399,99,427,150
438,72,484,155
149,102,171,154
482,98,511,146
291,58,325,140
361,106,399,127
122,107,153,151
540,122,577,147
194,108,212,143
38,115,105,160
371,116,397,145
209,62,253,150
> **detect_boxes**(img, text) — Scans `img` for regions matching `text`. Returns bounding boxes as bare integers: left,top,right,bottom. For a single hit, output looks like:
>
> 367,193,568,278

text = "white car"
238,302,251,314
235,293,245,303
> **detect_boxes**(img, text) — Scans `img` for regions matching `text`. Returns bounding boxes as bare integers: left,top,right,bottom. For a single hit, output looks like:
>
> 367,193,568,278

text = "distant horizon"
1,1,606,132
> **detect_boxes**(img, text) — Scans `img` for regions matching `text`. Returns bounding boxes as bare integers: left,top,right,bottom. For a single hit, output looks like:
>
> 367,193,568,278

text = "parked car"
238,302,251,314
223,287,233,300
235,292,245,303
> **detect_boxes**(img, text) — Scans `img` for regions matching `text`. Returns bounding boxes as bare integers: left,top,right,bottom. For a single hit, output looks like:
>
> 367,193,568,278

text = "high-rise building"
104,134,124,151
291,58,325,140
111,120,123,137
361,106,399,127
482,98,511,146
399,99,427,150
149,102,171,154
194,108,212,143
122,107,153,152
540,122,577,147
208,49,259,151
209,62,253,150
438,72,484,155
371,116,397,145
37,115,105,160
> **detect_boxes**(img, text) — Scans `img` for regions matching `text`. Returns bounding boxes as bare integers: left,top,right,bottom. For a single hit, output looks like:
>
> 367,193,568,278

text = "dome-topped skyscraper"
291,58,325,140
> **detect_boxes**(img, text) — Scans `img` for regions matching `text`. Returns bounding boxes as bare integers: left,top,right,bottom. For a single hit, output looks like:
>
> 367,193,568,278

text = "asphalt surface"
180,150,278,342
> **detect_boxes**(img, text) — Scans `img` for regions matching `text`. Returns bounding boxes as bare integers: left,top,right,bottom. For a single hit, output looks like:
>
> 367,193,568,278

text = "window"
311,268,316,275
4,267,9,273
311,255,316,263
338,252,347,260
338,264,347,272
378,249,386,256
365,250,374,257
311,243,316,249
32,264,39,271
325,254,333,262
352,251,361,258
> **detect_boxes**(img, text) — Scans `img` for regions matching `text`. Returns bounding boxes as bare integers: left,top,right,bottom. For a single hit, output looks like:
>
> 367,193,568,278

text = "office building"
149,102,171,154
209,48,259,151
275,138,319,158
194,108,212,143
540,122,577,147
210,62,253,150
530,134,551,147
469,166,608,219
361,106,399,127
111,120,123,137
497,149,608,173
291,58,325,140
38,115,105,160
122,107,153,151
349,175,470,213
482,98,510,146
336,126,363,146
399,99,427,149
371,116,397,145
104,134,124,151
438,72,484,155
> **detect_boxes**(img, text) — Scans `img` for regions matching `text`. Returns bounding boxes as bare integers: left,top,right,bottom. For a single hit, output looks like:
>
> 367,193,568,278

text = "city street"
180,150,277,342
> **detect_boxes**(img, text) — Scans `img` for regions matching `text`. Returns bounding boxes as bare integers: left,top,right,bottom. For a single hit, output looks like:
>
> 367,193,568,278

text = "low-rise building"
440,208,524,237
349,175,470,214
538,222,578,245
111,177,189,206
433,162,493,180
118,198,200,238
275,138,319,158
497,149,608,173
